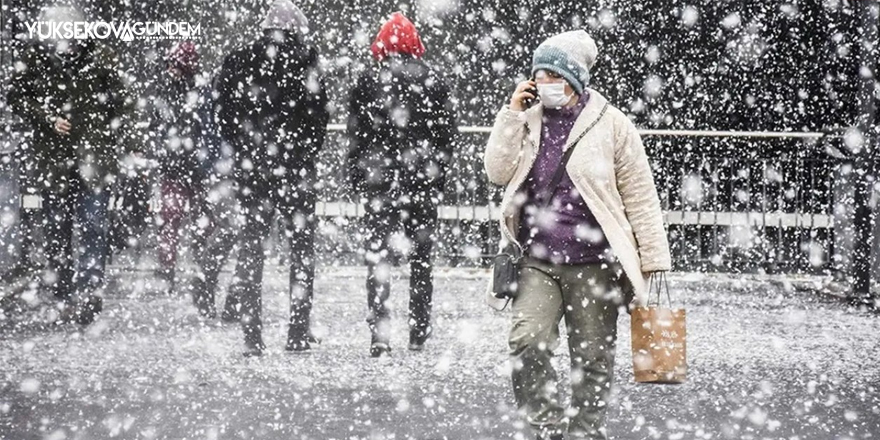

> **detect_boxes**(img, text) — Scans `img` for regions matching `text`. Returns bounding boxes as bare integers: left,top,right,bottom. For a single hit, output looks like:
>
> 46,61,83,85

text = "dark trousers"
42,172,110,302
363,196,437,341
190,178,245,314
235,184,317,347
157,178,206,276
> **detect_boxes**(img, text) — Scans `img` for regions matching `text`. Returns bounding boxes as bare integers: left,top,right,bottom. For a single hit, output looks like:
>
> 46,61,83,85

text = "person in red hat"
369,11,426,62
347,12,455,357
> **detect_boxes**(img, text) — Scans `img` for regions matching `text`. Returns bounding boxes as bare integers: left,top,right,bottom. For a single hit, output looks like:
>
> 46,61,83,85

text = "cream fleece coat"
484,88,672,307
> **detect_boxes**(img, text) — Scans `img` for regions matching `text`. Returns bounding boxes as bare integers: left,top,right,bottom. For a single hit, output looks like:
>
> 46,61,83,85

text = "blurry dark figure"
7,145,39,280
146,40,221,294
212,0,329,356
108,164,151,258
346,12,455,357
191,177,246,323
7,5,137,325
143,43,244,323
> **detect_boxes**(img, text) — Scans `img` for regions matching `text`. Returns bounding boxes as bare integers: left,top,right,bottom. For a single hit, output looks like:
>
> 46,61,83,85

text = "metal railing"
310,126,846,273
2,125,848,274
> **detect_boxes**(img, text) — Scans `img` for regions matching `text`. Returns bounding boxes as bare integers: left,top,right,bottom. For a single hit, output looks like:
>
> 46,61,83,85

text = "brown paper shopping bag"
631,271,687,384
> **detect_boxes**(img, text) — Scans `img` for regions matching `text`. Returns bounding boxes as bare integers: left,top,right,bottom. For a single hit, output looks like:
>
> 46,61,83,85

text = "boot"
368,317,391,358
243,338,265,358
285,338,311,352
370,336,392,358
285,325,310,352
285,324,321,352
536,428,565,440
408,325,433,351
220,285,241,323
52,300,77,325
49,268,75,303
242,327,265,358
75,295,103,326
191,278,216,319
154,267,176,293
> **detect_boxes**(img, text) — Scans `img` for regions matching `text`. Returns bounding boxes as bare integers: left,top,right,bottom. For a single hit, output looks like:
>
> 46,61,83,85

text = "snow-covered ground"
1,266,878,439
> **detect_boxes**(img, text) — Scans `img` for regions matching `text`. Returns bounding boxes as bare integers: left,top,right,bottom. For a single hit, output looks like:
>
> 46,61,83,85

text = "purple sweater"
517,93,612,265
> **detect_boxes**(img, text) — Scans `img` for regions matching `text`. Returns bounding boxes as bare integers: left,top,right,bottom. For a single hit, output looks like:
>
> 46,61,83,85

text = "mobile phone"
522,76,538,108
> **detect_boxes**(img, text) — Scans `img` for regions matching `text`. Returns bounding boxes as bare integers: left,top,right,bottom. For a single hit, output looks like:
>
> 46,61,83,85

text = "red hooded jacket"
370,12,426,61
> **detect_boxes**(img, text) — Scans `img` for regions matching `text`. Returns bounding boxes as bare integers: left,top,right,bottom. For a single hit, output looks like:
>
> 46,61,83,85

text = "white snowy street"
3,0,880,439
2,266,878,439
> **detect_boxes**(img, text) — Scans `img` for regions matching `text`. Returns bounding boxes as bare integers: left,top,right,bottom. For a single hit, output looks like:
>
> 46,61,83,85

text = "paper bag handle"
647,271,674,307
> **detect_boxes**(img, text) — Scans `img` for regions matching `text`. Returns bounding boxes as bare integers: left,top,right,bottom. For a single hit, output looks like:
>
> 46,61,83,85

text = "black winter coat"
214,34,329,193
147,76,217,187
7,41,135,193
346,56,455,201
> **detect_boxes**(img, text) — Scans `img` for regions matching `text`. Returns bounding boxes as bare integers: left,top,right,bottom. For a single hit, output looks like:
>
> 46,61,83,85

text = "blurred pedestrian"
142,45,246,323
7,4,137,325
147,40,217,292
346,12,455,357
483,30,671,440
212,0,329,356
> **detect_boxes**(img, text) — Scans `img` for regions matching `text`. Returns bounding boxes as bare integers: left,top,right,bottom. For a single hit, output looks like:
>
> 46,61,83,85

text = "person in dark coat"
209,0,329,357
145,43,243,323
6,5,136,325
148,40,218,291
346,12,455,357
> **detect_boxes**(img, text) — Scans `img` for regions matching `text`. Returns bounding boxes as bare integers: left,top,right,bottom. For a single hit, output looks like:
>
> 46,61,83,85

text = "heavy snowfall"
1,1,879,439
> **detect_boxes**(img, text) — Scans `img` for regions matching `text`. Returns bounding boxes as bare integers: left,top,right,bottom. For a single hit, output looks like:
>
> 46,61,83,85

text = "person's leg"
195,179,243,321
509,258,566,437
559,263,623,440
364,197,397,355
16,194,39,275
403,201,437,349
188,181,211,255
42,181,75,305
220,240,249,321
157,179,188,282
73,179,111,294
236,195,273,355
71,178,111,325
281,193,317,351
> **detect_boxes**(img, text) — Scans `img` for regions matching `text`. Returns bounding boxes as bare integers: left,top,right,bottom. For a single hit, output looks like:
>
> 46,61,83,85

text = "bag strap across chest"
536,101,610,207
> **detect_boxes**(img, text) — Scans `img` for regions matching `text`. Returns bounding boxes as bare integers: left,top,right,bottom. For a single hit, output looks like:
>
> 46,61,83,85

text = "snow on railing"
327,123,836,139
312,201,833,228
11,125,841,232
15,196,834,230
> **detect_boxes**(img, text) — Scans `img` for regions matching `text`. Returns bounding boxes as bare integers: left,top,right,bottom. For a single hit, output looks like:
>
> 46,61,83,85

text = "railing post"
851,158,874,301
851,0,878,305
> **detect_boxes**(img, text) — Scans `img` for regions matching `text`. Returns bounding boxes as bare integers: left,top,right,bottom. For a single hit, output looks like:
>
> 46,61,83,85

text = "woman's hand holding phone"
509,79,538,112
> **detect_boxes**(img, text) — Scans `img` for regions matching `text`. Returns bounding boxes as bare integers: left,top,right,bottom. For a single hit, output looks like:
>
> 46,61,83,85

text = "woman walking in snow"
484,30,671,440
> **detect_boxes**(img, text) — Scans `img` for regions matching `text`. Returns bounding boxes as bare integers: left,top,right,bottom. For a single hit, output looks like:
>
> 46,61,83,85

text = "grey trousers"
509,257,625,439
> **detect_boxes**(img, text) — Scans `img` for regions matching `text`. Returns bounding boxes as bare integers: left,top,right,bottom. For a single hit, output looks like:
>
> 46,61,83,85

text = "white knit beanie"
531,30,599,95
261,0,310,35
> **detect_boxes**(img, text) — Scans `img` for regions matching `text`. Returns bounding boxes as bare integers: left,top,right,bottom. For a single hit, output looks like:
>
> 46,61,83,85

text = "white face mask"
537,82,574,108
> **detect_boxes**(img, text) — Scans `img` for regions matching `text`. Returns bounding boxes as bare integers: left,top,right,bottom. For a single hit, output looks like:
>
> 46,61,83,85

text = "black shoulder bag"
491,102,610,303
